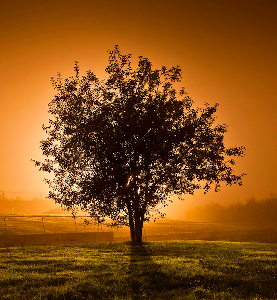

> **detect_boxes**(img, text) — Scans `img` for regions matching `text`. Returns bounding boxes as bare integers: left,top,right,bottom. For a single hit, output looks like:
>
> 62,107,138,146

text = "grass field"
0,241,276,299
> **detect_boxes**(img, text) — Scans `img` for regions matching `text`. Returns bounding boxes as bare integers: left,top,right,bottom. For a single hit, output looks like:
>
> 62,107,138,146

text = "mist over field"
1,194,276,245
0,197,65,215
1,194,276,223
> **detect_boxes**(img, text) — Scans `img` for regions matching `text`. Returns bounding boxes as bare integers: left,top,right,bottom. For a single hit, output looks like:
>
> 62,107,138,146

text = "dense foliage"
34,46,245,243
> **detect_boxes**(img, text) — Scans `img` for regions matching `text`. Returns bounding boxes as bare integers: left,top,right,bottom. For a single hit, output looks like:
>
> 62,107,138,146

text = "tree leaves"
34,46,245,242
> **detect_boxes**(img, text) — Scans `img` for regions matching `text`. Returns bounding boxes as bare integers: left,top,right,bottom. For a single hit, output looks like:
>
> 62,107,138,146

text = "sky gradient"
1,0,276,218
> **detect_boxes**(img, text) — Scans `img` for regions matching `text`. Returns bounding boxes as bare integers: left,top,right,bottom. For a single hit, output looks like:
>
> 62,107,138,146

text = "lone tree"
34,46,245,244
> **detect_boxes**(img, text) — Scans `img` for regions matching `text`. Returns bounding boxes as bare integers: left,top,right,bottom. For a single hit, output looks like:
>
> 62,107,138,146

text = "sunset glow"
0,0,276,218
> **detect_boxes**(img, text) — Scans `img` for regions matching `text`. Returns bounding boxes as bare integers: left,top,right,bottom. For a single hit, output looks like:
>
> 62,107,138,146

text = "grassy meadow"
0,240,276,300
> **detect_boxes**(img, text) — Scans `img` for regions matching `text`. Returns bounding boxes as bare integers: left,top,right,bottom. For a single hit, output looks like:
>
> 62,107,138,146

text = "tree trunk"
130,222,143,244
128,209,135,243
126,194,144,244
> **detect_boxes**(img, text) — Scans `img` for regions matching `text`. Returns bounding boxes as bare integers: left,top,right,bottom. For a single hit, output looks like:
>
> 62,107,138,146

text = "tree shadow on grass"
126,243,189,300
125,242,277,300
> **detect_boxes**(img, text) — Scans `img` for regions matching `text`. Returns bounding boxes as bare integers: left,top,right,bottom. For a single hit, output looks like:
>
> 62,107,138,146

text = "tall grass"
0,241,276,299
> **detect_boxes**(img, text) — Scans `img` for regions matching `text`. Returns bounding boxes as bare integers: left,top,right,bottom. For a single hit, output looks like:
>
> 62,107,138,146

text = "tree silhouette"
33,46,245,243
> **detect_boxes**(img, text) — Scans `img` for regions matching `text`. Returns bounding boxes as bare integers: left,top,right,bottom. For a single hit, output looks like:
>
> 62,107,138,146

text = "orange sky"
1,0,276,218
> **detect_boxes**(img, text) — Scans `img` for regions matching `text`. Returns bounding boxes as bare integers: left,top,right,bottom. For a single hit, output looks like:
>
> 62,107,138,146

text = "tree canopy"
34,46,245,243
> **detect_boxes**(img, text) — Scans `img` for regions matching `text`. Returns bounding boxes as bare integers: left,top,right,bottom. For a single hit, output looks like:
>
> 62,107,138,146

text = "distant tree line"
186,195,277,222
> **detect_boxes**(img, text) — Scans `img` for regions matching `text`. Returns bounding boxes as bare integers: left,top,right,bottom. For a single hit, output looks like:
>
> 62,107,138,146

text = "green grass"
0,241,276,299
